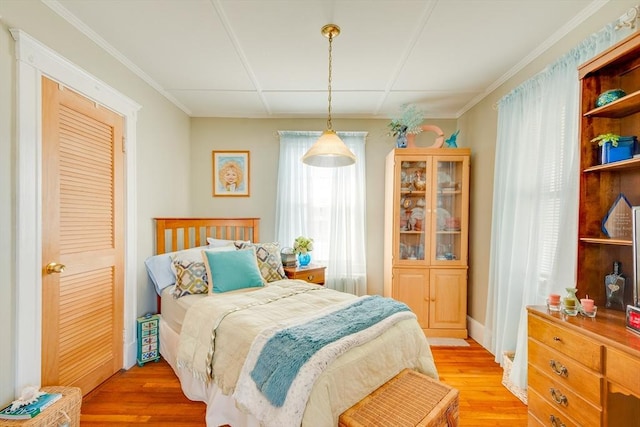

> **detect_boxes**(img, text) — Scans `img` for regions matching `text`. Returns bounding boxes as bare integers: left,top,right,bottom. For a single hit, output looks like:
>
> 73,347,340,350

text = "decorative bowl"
595,89,626,108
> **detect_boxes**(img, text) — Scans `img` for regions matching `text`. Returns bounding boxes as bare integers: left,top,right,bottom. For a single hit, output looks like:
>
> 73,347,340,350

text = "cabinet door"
431,155,469,266
429,268,467,329
392,268,429,329
394,157,432,265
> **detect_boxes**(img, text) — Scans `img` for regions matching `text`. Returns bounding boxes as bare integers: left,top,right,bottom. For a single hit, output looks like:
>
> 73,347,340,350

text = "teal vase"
298,252,311,267
396,134,407,148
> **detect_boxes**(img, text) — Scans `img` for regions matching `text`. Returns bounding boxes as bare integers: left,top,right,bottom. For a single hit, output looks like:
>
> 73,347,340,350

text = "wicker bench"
339,369,459,427
0,386,82,427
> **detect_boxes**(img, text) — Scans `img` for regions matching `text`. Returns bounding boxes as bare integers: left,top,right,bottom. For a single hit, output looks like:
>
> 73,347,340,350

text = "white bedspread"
234,296,416,427
176,280,438,426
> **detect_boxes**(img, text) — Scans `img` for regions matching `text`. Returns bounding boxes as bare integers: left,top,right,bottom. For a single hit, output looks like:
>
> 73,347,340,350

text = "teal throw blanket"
249,295,410,407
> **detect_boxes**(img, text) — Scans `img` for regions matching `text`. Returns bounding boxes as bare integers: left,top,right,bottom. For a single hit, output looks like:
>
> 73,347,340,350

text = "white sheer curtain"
485,24,630,390
275,131,367,295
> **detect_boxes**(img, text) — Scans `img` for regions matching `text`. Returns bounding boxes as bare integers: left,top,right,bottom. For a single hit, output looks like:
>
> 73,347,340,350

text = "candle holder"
580,305,598,318
562,288,580,316
547,294,561,312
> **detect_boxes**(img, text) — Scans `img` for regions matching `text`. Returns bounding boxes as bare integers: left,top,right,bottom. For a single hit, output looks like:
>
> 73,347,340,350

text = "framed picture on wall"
212,150,250,197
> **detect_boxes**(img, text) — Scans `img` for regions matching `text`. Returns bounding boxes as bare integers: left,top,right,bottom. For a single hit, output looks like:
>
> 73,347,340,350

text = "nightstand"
136,313,160,366
284,264,326,286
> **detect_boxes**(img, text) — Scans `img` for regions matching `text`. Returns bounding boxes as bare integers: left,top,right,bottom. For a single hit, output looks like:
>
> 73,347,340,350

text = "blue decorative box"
602,136,637,164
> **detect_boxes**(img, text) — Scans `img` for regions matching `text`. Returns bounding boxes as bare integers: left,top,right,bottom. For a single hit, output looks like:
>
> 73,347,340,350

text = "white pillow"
207,237,249,247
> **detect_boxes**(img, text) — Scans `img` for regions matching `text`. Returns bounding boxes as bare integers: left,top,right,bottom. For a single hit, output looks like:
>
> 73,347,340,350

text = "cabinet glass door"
432,157,468,265
397,158,430,263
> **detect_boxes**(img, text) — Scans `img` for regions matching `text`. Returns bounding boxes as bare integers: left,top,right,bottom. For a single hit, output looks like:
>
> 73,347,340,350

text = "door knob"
45,262,66,274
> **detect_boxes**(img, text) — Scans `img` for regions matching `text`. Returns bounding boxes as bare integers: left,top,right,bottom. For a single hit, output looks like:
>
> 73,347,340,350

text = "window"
275,131,367,295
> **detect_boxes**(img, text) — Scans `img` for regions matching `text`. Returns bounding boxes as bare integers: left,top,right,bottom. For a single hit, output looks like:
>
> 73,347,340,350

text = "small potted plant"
591,133,620,147
293,236,314,267
388,104,425,148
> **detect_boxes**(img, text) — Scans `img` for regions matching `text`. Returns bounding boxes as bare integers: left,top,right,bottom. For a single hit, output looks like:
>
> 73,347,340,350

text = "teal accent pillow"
202,247,265,294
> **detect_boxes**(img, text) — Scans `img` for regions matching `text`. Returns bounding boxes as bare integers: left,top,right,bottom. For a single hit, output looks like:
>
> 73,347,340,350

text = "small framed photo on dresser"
212,150,250,197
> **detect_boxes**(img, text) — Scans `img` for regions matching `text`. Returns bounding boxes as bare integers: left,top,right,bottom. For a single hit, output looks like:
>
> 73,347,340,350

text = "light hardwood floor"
81,338,527,426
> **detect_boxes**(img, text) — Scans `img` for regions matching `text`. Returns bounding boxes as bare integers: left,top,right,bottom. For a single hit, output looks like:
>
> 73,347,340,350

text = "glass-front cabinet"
432,156,469,266
397,157,430,263
384,148,470,338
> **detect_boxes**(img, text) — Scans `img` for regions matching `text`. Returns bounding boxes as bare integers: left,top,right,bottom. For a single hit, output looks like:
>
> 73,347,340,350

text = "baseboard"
124,341,137,369
467,316,491,353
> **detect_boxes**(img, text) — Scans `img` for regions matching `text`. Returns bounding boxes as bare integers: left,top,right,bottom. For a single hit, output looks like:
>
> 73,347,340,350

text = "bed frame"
154,217,260,254
153,217,260,311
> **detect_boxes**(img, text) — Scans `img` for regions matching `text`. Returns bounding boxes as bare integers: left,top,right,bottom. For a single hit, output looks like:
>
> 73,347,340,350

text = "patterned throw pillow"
235,241,286,283
170,246,234,298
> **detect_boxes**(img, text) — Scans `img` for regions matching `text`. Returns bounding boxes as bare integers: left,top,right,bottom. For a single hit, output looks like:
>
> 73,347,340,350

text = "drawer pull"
549,388,568,406
553,336,561,342
307,275,314,281
549,360,568,377
549,415,566,427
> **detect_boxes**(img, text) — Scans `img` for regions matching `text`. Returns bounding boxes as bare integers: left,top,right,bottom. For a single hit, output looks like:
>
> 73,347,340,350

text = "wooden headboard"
153,217,260,312
154,217,260,254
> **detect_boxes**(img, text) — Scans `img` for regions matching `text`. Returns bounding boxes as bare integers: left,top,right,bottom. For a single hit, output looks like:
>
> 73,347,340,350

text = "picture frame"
212,150,250,197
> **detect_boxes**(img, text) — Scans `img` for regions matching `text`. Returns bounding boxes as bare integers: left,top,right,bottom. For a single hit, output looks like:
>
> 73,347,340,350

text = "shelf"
400,190,426,195
436,230,461,235
399,230,424,234
584,89,640,118
584,156,640,172
579,237,632,246
437,190,462,195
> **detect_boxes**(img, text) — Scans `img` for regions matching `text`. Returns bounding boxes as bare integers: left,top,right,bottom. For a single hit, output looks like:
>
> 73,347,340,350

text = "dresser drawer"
528,363,602,426
606,346,640,396
529,338,602,405
529,314,603,372
286,266,325,285
528,387,580,427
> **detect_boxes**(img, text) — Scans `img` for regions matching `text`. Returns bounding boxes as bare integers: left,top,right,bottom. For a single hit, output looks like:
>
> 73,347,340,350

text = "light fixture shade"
302,130,356,167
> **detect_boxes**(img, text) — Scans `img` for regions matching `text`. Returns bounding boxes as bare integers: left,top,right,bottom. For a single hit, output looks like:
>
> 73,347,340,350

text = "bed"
148,217,438,427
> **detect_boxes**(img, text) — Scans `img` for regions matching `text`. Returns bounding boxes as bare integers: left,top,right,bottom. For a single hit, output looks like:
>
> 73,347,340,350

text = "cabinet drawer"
142,319,158,330
528,364,602,426
142,327,157,337
529,338,602,405
529,314,602,371
528,388,580,427
291,268,325,284
141,335,158,345
606,346,640,396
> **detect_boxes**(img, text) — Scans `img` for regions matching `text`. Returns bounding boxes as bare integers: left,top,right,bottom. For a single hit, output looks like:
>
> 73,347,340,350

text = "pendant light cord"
327,31,334,131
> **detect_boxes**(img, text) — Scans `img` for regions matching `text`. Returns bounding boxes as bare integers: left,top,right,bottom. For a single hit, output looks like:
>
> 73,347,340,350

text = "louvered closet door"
41,76,124,394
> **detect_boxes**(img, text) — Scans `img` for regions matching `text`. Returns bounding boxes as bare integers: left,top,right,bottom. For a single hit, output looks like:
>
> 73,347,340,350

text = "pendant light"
302,24,356,167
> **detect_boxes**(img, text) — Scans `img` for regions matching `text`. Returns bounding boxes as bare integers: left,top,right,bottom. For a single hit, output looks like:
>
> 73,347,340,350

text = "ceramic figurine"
445,130,460,148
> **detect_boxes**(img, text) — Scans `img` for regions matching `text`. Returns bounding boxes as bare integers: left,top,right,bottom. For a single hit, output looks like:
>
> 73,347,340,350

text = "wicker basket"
501,351,527,404
339,369,459,427
0,386,82,427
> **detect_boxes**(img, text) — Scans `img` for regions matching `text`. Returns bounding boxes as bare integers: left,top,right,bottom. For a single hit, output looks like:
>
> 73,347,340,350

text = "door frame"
11,29,140,395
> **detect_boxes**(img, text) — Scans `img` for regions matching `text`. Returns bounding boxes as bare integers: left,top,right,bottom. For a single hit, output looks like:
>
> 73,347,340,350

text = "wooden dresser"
527,306,640,426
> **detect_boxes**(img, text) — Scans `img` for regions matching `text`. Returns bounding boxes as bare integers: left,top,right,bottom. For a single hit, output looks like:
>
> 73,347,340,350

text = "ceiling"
48,0,603,119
